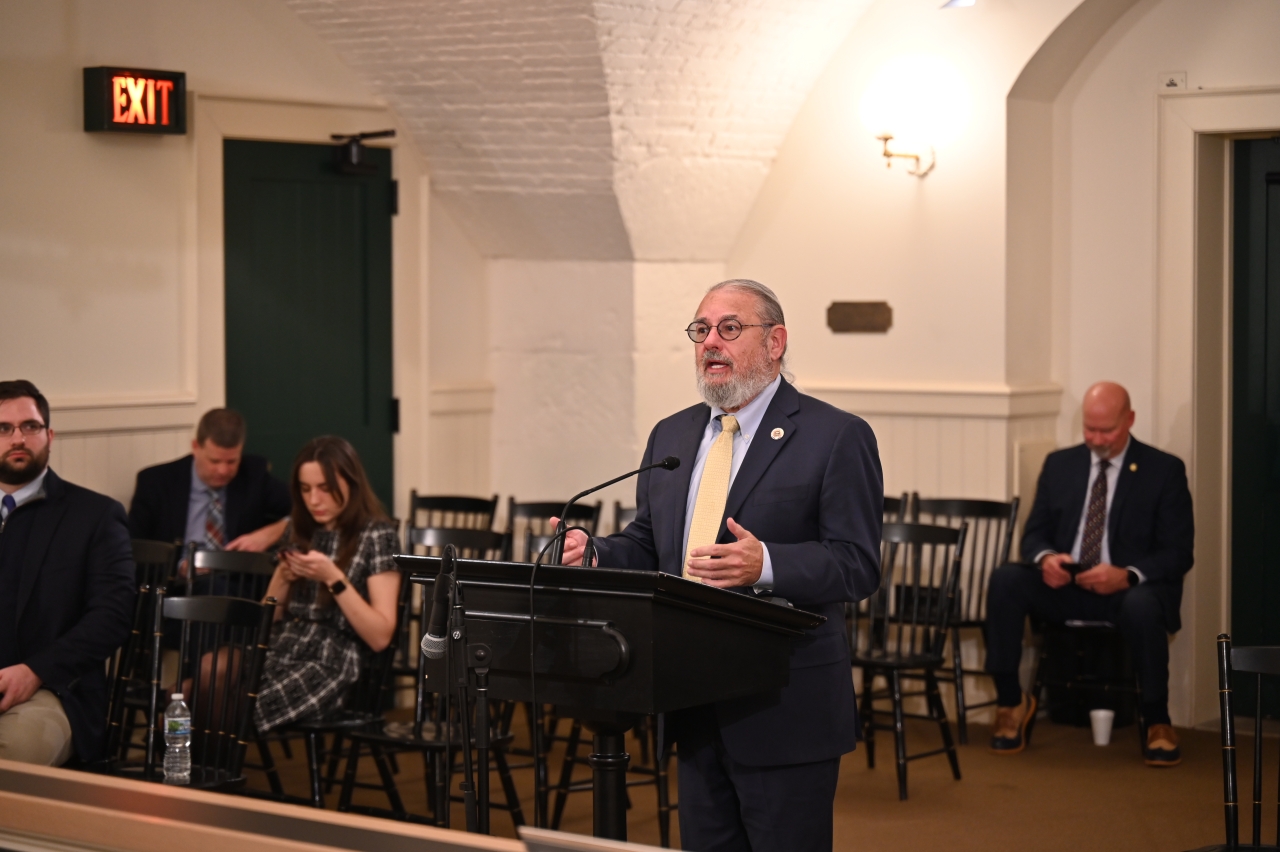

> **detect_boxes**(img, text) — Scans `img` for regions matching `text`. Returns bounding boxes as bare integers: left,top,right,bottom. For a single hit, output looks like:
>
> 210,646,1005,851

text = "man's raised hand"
685,517,764,588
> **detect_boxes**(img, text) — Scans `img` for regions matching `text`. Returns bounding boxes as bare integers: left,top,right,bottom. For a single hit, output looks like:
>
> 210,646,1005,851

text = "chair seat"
851,651,945,669
283,712,382,733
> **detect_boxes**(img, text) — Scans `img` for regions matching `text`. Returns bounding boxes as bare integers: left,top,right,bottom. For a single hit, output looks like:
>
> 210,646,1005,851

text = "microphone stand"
450,573,478,832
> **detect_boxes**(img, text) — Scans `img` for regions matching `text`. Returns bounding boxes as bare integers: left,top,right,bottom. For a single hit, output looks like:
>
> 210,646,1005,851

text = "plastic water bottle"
163,693,192,783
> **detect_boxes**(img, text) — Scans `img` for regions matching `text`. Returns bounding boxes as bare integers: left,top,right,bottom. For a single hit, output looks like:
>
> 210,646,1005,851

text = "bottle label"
167,718,191,736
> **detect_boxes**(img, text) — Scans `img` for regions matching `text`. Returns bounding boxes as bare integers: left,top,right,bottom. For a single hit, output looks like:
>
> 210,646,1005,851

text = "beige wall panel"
50,428,191,506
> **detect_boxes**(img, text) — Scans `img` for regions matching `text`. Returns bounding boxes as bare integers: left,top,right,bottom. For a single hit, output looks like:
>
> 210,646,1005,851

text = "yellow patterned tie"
684,415,740,582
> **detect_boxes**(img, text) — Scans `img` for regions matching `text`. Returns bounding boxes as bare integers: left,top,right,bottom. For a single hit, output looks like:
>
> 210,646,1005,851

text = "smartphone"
280,544,311,557
1059,562,1083,576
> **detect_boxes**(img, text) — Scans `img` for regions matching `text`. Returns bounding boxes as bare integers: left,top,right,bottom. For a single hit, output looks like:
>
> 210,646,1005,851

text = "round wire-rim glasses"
685,320,774,343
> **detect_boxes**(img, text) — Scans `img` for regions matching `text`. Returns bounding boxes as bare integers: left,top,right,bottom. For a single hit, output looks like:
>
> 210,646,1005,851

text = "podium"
398,555,823,841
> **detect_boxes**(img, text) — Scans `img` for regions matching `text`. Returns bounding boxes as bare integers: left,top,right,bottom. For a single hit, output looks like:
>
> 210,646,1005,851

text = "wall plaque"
84,67,186,134
827,302,892,333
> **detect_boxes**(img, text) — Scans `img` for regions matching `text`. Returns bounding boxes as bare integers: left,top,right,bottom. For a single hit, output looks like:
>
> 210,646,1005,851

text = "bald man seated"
984,382,1193,767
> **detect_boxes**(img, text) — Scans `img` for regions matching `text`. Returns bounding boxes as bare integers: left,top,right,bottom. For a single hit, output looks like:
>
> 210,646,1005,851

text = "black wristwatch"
1125,569,1140,588
328,579,348,596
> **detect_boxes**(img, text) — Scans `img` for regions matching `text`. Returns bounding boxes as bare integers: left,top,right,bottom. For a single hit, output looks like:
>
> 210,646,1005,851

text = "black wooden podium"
398,555,822,841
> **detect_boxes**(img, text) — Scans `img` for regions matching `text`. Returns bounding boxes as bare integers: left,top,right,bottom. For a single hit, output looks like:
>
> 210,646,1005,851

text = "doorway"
223,139,395,508
1231,135,1280,717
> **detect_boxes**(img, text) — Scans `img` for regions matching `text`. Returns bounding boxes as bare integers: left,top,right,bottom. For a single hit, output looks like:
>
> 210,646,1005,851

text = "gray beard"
697,350,776,411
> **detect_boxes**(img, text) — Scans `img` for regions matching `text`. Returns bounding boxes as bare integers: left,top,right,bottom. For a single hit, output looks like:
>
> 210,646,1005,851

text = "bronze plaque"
827,302,892,333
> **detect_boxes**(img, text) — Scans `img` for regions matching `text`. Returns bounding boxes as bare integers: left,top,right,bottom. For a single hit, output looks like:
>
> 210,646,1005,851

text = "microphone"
420,544,457,660
549,456,680,565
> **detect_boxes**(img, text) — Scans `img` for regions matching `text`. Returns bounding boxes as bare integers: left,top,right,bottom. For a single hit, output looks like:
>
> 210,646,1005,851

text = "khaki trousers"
0,689,74,766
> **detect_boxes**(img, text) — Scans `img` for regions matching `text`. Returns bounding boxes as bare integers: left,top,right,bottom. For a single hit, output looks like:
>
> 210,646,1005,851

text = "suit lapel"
17,470,69,620
666,405,711,566
1108,438,1141,542
224,465,246,541
1065,445,1092,539
719,380,801,542
174,456,193,541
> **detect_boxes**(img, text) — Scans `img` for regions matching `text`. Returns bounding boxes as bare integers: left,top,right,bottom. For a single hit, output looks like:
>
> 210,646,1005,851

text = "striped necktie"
1078,458,1110,568
204,489,226,550
684,415,740,582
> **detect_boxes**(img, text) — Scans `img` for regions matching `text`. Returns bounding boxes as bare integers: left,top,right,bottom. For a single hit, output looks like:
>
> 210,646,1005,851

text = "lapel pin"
771,428,784,440
1129,463,1138,472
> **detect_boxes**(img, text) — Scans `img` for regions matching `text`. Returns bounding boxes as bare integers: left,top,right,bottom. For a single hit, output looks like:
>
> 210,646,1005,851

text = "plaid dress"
253,520,399,732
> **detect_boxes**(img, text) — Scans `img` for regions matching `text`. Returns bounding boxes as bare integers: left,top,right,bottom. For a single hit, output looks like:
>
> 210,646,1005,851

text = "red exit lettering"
111,75,175,126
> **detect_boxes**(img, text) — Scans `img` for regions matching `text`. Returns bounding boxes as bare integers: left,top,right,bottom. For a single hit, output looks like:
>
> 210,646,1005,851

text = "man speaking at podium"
558,279,883,852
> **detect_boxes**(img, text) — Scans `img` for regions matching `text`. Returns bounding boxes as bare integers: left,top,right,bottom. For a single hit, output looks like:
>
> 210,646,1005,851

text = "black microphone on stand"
548,456,680,566
420,543,456,660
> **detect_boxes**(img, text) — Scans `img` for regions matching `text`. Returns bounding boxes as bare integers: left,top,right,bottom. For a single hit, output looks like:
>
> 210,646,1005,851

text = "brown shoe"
989,692,1037,755
1145,723,1181,767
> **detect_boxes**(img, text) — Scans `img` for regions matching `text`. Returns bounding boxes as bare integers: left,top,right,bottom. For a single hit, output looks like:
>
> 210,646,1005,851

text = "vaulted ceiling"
284,0,874,260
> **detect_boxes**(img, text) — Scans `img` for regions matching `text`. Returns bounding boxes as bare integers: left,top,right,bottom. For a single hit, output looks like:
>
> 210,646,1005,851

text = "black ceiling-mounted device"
331,129,395,175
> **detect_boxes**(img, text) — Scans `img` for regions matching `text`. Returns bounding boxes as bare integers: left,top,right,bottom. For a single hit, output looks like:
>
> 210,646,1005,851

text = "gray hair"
705,278,789,371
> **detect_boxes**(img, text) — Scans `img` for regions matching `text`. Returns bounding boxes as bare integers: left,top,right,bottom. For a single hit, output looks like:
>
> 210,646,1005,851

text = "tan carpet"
243,714,1257,851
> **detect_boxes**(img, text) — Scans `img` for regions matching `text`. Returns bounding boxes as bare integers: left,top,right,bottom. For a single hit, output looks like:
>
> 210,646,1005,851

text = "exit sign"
84,67,186,134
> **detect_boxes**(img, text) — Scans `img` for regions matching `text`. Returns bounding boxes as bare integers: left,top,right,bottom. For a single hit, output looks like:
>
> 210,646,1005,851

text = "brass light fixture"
876,134,935,178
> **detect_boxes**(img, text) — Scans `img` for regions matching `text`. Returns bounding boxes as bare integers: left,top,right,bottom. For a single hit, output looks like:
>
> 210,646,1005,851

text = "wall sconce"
860,54,969,179
875,134,935,177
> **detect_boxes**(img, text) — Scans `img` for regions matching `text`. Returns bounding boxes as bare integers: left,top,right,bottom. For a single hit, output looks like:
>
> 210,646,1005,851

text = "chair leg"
304,732,325,808
551,719,583,830
494,746,526,828
280,735,294,760
337,736,361,812
257,736,285,796
324,733,345,793
928,671,961,780
371,743,407,816
890,669,908,801
951,625,969,745
859,667,876,769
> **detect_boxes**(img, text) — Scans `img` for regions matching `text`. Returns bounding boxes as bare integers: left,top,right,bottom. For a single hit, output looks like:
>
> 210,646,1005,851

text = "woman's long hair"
289,436,389,570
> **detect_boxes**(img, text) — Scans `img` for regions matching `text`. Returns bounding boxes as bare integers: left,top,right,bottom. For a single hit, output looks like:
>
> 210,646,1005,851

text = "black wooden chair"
613,501,637,533
1187,635,1280,852
104,583,165,772
152,594,276,789
191,549,277,600
408,527,507,560
255,571,412,809
505,499,602,562
884,491,910,523
851,521,967,800
407,492,499,532
912,496,1019,743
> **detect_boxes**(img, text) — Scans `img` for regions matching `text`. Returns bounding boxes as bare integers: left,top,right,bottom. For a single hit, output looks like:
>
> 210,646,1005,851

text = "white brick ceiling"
284,0,873,260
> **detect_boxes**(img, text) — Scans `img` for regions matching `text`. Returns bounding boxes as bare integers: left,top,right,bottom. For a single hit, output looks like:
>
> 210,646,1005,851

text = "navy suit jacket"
592,378,883,767
4,470,135,762
128,453,291,545
1020,437,1194,632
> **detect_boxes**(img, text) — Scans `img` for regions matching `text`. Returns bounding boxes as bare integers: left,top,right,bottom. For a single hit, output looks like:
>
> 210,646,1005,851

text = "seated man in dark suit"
985,381,1193,767
0,380,135,765
128,408,291,561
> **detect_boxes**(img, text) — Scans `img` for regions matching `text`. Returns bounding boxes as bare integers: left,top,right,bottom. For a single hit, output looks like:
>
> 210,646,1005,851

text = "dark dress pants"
674,705,841,852
984,562,1169,709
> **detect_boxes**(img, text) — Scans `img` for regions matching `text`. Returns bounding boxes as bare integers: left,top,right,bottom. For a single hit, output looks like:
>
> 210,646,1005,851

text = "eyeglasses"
685,320,774,343
0,421,47,438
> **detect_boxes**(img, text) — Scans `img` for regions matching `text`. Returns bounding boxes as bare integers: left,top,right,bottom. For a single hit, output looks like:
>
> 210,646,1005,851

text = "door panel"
1231,137,1280,716
224,140,394,508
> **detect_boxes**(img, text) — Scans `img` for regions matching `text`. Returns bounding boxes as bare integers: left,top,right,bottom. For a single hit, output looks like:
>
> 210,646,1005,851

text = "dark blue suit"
0,470,136,762
986,437,1194,720
592,378,882,851
127,453,291,545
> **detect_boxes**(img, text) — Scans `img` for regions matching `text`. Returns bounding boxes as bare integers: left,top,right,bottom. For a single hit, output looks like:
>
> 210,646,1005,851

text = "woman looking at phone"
253,435,400,732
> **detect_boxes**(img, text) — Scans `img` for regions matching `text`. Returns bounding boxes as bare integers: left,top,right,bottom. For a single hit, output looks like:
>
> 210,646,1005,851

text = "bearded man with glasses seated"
0,380,134,765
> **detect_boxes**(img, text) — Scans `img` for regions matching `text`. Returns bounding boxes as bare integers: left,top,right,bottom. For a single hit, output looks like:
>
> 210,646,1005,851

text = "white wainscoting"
47,397,200,507
427,384,494,497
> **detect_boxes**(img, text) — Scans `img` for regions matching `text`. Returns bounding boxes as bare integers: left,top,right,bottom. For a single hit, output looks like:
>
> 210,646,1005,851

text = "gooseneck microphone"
548,455,680,565
420,544,457,659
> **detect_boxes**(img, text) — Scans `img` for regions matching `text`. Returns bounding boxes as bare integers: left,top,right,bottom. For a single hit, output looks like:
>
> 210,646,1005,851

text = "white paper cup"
1090,709,1115,746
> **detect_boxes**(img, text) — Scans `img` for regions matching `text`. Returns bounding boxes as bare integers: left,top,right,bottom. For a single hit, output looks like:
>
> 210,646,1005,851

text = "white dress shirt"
0,467,49,522
682,374,782,591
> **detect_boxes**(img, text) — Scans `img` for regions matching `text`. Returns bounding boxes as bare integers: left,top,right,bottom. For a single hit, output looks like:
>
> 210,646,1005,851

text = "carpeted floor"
242,713,1262,851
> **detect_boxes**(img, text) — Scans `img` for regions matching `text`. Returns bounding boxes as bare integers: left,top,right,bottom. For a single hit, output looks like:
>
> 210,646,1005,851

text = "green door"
1231,136,1280,717
224,140,395,508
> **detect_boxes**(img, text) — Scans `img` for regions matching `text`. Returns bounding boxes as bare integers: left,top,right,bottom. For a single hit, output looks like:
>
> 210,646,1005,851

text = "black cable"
527,523,591,827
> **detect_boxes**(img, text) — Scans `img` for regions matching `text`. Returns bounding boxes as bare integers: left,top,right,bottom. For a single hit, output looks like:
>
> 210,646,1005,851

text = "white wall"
0,0,415,506
487,260,637,517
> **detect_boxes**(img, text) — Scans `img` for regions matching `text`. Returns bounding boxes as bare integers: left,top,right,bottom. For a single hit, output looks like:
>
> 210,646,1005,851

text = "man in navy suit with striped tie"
985,382,1194,767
